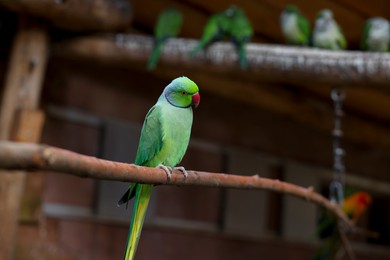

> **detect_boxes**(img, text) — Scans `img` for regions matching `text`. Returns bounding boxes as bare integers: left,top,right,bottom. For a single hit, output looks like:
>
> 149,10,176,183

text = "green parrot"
314,191,372,260
312,9,347,50
361,17,390,52
147,8,183,70
229,6,253,70
190,8,233,56
118,76,200,260
280,4,311,46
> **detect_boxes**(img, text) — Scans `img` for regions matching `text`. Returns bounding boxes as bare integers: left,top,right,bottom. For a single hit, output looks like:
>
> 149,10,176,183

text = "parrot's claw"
157,164,173,181
174,166,188,179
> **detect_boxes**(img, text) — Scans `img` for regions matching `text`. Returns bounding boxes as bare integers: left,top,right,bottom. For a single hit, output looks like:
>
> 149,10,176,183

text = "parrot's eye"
181,91,187,95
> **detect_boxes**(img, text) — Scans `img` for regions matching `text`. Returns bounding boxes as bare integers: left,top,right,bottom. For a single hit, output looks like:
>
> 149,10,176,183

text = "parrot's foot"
157,164,173,181
174,166,188,179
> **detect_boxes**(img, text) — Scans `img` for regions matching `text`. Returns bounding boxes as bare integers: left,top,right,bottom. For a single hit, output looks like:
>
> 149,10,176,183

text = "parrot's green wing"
134,106,163,166
297,15,310,44
117,105,163,206
336,25,347,50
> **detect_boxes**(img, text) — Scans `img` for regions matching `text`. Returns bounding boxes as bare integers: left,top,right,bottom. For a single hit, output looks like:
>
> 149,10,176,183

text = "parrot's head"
225,5,238,18
315,9,334,31
164,76,200,109
355,192,372,207
342,191,372,222
367,17,390,36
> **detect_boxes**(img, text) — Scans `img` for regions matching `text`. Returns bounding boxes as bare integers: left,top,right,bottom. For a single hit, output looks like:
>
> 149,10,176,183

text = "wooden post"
0,17,48,260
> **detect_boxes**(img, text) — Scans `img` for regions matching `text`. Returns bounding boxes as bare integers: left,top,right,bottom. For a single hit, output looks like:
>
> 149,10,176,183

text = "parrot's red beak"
192,92,200,108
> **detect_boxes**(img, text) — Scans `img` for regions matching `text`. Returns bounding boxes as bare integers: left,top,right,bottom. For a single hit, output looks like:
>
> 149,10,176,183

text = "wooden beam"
54,34,390,88
0,141,355,232
0,0,131,32
0,17,48,260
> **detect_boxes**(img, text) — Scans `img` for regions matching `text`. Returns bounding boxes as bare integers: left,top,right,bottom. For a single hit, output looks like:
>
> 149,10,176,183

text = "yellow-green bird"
118,76,200,260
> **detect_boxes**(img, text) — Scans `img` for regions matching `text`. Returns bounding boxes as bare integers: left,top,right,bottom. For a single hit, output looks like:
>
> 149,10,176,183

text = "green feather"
191,11,231,56
297,15,310,45
147,8,183,70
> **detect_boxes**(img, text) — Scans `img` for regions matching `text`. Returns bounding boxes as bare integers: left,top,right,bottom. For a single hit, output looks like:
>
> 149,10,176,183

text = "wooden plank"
0,17,48,260
54,34,390,88
0,0,131,32
13,110,46,223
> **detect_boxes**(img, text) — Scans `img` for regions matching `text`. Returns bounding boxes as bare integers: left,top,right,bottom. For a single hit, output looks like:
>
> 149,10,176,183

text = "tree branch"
55,34,390,88
0,141,354,229
338,222,357,260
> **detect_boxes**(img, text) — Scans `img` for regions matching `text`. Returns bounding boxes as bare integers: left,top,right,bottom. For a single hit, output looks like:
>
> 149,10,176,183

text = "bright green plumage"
313,9,347,50
192,6,253,70
191,8,233,56
360,17,390,52
118,76,200,260
148,8,183,70
229,6,253,70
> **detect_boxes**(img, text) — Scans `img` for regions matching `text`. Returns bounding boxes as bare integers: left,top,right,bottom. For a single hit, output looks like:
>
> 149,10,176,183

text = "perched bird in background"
361,17,390,52
191,8,233,56
312,9,347,50
147,8,183,70
229,6,253,70
315,191,372,260
280,4,311,46
118,76,200,260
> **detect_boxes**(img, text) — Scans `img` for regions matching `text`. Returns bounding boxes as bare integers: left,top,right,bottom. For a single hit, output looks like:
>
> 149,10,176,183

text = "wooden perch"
0,0,132,31
55,34,390,87
0,141,354,230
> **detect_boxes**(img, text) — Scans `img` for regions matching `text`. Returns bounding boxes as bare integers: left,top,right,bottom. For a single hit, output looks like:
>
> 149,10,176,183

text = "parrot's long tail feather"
147,40,163,70
237,43,248,70
124,184,153,260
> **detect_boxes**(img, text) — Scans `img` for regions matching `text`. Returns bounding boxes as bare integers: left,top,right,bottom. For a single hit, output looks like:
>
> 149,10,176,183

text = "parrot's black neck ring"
164,92,191,109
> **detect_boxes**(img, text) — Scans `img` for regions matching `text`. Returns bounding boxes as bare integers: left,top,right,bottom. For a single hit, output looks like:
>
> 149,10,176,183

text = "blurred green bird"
148,7,183,70
313,9,347,50
280,4,311,46
361,17,390,52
